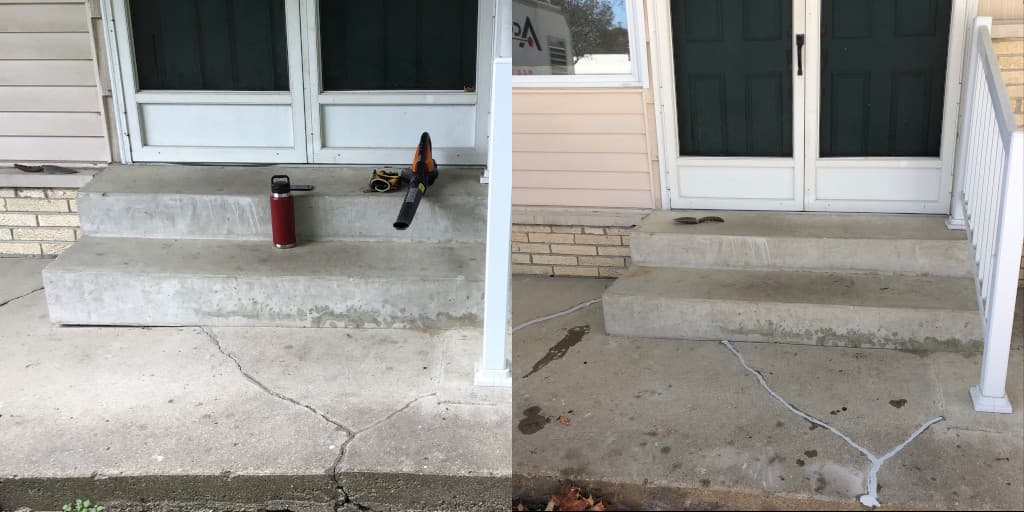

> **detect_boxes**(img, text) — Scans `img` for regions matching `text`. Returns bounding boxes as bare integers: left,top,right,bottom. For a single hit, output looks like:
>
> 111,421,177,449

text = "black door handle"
794,33,802,75
796,34,805,76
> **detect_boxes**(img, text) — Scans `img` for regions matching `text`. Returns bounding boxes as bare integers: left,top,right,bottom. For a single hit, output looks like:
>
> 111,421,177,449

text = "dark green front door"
671,0,794,157
819,0,952,157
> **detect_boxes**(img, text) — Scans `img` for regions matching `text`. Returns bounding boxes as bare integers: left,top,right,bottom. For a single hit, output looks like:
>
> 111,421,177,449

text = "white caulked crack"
720,340,944,508
511,298,602,334
201,326,435,511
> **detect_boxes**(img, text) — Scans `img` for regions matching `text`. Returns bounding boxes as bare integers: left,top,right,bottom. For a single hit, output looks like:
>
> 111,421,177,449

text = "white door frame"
649,0,975,213
650,0,806,211
101,0,493,165
106,0,308,163
299,0,492,165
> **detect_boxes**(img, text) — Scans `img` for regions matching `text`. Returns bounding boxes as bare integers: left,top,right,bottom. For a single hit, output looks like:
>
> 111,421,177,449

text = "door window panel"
129,0,289,91
819,0,951,157
670,0,794,157
319,0,478,91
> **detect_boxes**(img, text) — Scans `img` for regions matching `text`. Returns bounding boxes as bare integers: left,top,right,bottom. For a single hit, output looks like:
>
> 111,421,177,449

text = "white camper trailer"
511,0,575,75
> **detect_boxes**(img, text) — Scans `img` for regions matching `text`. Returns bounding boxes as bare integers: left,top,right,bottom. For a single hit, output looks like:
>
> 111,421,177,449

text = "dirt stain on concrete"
518,406,551,435
889,398,908,408
804,450,818,458
522,326,590,379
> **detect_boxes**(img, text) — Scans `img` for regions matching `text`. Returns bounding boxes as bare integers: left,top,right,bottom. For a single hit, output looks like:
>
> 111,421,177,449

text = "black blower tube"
393,183,425,230
393,132,437,230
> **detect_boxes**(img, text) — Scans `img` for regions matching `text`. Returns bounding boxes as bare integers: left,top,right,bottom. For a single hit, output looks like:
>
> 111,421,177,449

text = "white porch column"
947,14,988,230
475,0,513,387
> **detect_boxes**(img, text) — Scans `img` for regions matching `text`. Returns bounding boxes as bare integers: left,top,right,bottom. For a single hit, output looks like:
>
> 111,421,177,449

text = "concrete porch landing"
0,259,511,512
514,276,1024,510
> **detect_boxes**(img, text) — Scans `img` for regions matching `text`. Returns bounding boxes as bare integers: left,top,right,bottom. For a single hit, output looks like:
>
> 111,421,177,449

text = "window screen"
319,0,478,91
129,0,289,91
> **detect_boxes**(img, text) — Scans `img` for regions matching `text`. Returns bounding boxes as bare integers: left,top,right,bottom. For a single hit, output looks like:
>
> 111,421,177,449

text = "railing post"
971,130,1023,413
948,17,991,230
476,53,513,387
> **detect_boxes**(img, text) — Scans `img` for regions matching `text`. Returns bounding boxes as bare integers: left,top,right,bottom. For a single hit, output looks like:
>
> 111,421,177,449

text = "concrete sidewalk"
0,258,510,512
512,275,1024,510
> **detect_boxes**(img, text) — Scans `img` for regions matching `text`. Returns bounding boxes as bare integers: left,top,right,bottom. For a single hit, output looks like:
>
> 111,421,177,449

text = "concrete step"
601,266,982,351
631,211,970,276
43,236,483,328
78,164,486,242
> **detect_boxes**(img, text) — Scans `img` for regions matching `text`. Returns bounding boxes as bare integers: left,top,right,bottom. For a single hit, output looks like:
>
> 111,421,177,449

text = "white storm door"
803,0,964,213
659,0,806,211
302,0,492,165
112,0,307,163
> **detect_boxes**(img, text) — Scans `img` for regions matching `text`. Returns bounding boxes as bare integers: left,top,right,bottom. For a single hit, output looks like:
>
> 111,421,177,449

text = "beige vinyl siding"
512,89,659,209
979,0,1023,21
0,0,110,164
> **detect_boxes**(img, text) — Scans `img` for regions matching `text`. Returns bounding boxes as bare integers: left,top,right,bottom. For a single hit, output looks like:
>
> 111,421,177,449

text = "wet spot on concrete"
644,430,658,437
699,479,711,488
660,446,671,454
671,463,682,471
517,406,551,435
522,325,590,379
806,420,819,430
889,399,908,408
796,459,805,467
804,450,818,458
775,420,785,428
815,475,827,493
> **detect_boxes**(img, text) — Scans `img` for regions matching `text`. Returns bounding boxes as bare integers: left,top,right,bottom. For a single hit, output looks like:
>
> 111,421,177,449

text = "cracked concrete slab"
0,292,345,508
0,259,510,511
0,257,48,304
512,276,1024,510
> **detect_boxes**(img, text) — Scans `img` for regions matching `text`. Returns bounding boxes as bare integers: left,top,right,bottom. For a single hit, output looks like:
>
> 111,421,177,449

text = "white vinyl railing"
948,17,1024,414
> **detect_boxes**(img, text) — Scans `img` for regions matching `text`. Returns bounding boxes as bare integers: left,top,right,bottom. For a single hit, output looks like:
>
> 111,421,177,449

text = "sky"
611,0,627,27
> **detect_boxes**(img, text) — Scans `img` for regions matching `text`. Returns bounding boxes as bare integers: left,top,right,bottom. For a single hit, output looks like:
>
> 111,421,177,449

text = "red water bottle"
270,175,315,249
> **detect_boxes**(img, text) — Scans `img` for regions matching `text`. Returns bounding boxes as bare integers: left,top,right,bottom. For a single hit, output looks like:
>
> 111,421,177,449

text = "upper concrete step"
43,236,483,328
602,265,982,351
78,165,486,242
631,211,970,277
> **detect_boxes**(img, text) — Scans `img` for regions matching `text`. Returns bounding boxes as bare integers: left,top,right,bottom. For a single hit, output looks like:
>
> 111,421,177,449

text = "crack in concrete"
201,327,436,512
0,287,43,309
511,298,602,334
721,340,944,508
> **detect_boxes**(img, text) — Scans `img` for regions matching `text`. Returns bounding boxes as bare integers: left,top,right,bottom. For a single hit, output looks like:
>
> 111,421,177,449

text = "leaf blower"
393,132,438,230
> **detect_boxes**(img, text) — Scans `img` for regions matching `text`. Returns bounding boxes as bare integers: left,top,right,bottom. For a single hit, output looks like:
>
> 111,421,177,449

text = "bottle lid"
271,175,290,194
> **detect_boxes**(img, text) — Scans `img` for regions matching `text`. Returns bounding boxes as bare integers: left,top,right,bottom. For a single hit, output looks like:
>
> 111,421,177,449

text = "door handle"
796,34,805,76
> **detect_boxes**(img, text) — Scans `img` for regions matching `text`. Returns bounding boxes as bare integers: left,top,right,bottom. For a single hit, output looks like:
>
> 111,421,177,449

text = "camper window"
512,0,647,87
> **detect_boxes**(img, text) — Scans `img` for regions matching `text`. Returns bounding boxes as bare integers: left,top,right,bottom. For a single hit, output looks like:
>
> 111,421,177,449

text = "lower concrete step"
43,236,483,328
602,266,982,351
631,211,970,277
77,164,486,242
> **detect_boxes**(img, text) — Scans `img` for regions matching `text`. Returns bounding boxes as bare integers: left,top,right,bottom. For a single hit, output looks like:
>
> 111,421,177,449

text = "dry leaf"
558,415,571,425
544,497,557,511
591,502,608,511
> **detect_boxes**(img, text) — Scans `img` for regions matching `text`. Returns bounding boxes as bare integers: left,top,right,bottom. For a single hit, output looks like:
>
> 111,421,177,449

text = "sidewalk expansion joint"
721,340,944,508
0,287,43,309
200,326,436,512
512,298,602,334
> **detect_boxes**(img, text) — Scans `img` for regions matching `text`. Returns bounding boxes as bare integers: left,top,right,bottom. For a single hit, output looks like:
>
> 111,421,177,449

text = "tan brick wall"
0,188,80,256
511,224,632,278
994,37,1024,128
